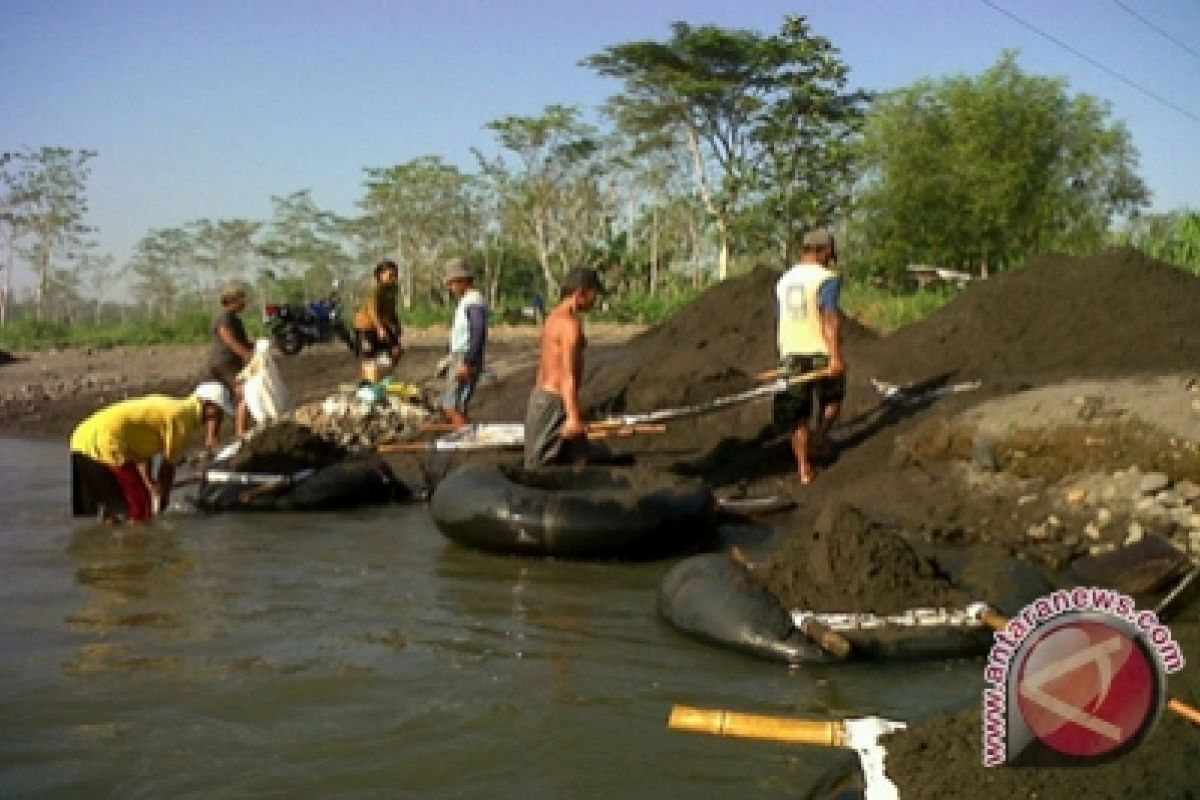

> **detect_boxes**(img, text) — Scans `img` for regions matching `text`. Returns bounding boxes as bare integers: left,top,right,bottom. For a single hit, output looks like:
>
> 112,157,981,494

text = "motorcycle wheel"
276,328,304,356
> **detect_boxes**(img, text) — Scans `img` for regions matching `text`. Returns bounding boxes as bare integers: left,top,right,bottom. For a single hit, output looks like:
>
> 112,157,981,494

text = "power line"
1113,0,1200,66
980,0,1200,125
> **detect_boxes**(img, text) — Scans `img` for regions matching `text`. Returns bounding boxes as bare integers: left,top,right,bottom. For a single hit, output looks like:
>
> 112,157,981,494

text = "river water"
0,437,983,799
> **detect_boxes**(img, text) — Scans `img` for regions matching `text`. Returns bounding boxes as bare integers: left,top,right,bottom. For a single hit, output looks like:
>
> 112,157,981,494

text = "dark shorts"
71,453,152,521
356,327,399,360
523,387,587,469
441,353,480,415
772,355,846,429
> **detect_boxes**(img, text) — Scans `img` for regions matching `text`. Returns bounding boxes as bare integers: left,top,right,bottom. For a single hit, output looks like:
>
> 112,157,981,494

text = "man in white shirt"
442,258,489,428
774,229,846,484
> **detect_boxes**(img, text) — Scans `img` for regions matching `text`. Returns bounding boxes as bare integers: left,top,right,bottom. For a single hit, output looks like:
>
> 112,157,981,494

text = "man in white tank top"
774,229,846,484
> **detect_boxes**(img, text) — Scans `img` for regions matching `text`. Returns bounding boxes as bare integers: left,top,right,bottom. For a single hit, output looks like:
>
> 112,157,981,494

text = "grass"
841,282,960,332
1,282,954,350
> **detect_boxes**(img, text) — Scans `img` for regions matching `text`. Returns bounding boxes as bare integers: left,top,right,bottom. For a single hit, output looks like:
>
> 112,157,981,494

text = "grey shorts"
523,387,588,469
440,353,480,414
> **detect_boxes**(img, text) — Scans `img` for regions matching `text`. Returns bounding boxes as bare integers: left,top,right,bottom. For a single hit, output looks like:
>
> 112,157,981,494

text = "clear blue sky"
4,0,1199,293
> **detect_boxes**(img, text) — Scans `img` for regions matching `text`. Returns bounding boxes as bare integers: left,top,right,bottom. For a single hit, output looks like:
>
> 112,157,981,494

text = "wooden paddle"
968,603,1200,726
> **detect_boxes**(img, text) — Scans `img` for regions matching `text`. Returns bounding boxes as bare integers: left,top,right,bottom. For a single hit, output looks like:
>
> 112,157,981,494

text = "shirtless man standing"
523,267,604,469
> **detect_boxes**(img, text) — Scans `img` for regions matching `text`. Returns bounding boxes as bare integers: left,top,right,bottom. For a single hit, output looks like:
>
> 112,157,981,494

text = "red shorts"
108,462,153,521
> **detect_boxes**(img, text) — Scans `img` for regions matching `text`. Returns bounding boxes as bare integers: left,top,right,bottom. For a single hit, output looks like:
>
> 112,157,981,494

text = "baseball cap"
193,382,234,415
560,267,605,296
443,257,473,284
802,229,836,250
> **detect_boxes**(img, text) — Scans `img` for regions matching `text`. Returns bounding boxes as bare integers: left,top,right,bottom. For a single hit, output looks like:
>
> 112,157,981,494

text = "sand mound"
754,503,968,614
228,420,347,473
860,247,1200,388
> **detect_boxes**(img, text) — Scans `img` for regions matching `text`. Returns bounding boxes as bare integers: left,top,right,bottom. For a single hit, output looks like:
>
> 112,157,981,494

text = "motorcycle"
263,281,355,356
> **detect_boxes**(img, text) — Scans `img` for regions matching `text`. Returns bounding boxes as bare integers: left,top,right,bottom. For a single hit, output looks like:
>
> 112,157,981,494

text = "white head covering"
192,382,234,415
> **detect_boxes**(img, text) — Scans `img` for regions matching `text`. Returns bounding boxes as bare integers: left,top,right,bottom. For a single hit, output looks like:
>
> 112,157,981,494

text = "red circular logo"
1015,618,1158,760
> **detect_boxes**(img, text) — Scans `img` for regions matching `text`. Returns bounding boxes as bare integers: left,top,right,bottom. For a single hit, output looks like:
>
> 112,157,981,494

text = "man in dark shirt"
206,282,253,445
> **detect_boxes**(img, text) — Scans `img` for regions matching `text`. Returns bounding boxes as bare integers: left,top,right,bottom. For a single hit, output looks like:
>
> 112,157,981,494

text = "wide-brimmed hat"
192,382,234,415
443,257,473,284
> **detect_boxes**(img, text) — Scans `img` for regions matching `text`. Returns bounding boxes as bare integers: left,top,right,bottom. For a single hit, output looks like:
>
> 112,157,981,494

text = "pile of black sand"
227,421,348,473
855,247,1200,389
882,621,1200,799
754,503,969,614
475,248,1200,476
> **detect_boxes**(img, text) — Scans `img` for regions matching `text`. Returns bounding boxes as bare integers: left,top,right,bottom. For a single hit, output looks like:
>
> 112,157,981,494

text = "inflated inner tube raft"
430,464,716,560
194,455,409,512
659,550,1056,663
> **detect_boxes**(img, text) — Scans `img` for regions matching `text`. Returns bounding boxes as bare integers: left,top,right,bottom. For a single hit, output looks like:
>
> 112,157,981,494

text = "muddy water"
0,438,982,799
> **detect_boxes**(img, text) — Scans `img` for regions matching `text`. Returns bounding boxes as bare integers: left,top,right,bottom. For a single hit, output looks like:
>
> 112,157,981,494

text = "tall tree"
476,104,608,298
359,156,479,309
258,190,348,298
584,16,865,277
855,51,1149,280
0,147,97,319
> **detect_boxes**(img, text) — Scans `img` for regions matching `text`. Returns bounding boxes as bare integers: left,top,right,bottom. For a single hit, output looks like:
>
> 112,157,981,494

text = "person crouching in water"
206,282,253,446
523,267,604,469
441,258,488,429
354,259,403,384
774,229,846,485
70,383,234,524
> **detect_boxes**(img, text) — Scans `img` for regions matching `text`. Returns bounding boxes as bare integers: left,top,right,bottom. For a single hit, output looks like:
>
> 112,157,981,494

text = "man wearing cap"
207,282,253,445
441,258,489,428
524,266,604,469
70,383,233,523
354,259,403,384
775,229,846,485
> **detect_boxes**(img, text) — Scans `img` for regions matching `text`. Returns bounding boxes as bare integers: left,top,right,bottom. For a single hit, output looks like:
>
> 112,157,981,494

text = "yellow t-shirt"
70,395,203,466
776,263,839,358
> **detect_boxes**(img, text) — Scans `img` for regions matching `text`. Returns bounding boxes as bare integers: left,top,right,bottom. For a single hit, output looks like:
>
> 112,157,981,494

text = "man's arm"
559,318,585,436
217,324,253,362
818,276,844,376
156,461,176,511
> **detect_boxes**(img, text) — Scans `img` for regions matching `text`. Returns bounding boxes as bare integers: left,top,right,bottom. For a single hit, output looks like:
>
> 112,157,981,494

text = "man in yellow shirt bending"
70,383,233,523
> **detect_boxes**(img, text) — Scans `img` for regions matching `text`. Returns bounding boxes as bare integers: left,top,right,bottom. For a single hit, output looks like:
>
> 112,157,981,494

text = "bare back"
535,303,585,395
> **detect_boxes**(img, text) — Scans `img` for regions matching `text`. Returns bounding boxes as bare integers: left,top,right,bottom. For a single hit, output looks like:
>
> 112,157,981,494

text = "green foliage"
593,285,706,324
0,308,264,350
854,51,1148,281
1113,210,1200,274
841,281,960,332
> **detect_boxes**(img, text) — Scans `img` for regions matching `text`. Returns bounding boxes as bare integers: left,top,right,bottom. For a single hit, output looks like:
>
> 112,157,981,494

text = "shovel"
668,705,905,800
966,602,1200,727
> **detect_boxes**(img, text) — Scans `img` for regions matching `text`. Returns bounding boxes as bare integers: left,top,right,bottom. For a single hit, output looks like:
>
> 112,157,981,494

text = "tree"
359,156,480,309
127,227,195,318
0,147,97,319
258,190,349,299
1116,209,1200,274
855,51,1149,280
584,16,865,277
476,104,609,298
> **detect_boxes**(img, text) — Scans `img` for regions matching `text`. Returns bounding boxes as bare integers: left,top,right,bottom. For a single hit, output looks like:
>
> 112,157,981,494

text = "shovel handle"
1168,698,1200,727
668,705,846,747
